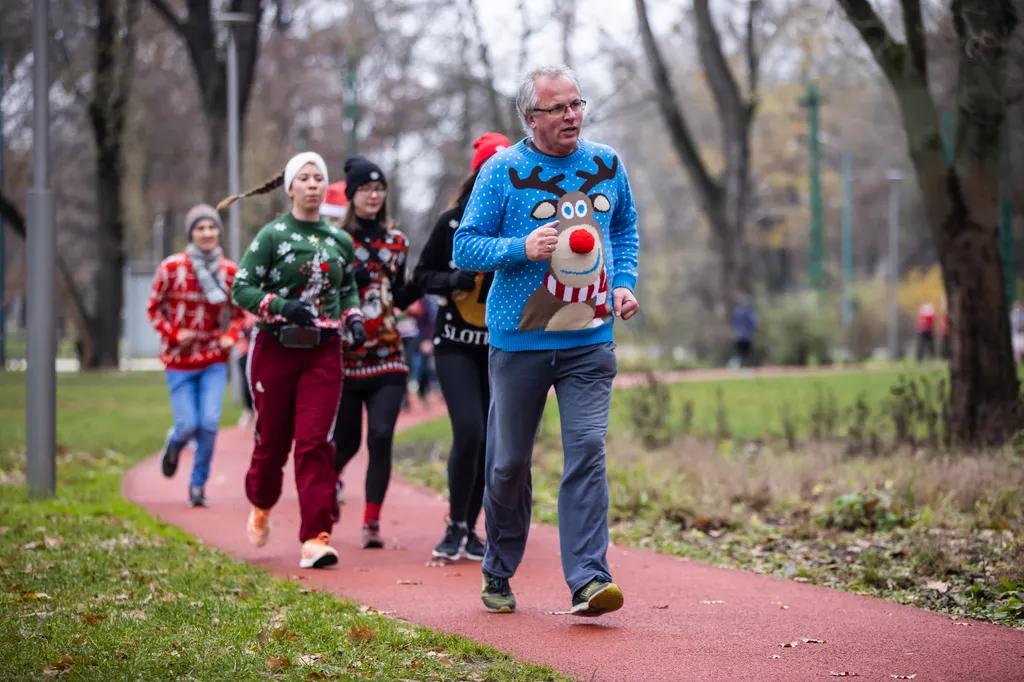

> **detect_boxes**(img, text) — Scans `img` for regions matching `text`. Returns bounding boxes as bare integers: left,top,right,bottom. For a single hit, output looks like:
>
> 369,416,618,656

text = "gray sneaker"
188,486,206,508
160,428,183,478
571,580,624,617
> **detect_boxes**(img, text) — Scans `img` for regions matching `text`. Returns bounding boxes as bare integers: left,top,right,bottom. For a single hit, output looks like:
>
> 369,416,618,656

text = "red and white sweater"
146,252,247,371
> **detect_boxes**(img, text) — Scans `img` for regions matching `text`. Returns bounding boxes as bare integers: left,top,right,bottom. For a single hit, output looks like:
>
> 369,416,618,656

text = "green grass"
0,372,564,681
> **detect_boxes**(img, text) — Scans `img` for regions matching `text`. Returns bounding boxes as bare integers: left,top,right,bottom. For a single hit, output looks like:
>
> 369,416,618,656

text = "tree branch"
901,0,928,80
146,0,187,39
693,0,747,135
835,0,909,86
633,0,721,212
745,0,763,98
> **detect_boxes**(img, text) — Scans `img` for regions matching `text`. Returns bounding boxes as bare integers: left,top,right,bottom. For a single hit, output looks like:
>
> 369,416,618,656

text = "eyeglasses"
356,185,386,196
532,99,586,117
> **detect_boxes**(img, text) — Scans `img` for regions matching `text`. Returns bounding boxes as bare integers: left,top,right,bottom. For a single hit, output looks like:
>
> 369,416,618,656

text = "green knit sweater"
232,213,362,330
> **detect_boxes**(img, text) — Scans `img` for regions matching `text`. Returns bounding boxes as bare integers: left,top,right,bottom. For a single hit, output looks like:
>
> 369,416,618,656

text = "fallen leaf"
71,635,84,646
768,655,781,659
19,592,52,602
801,638,827,644
266,655,289,670
82,613,104,625
925,581,949,594
409,661,424,669
701,600,725,604
436,655,452,665
829,673,859,677
396,627,418,638
544,610,573,615
43,655,74,677
348,625,376,642
425,559,449,567
306,673,332,681
189,601,204,607
793,577,810,583
257,630,270,645
444,572,462,577
299,589,313,595
6,583,24,592
781,641,799,648
890,676,916,680
289,575,308,581
359,605,378,615
780,605,790,610
953,622,973,627
651,604,669,609
297,653,327,666
44,536,63,548
396,580,421,586
126,609,146,620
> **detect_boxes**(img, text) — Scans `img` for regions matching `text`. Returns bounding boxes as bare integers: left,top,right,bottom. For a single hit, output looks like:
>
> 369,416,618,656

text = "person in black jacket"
413,132,509,561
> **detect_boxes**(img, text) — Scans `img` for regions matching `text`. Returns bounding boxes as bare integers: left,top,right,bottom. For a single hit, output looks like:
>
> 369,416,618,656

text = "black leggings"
434,346,489,529
333,372,408,505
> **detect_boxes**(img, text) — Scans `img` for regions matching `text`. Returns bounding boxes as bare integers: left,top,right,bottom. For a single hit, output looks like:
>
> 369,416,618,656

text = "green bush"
756,292,839,366
816,489,911,532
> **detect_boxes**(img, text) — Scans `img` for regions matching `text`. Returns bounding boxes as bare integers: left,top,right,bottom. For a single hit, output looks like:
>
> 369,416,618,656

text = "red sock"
364,502,382,526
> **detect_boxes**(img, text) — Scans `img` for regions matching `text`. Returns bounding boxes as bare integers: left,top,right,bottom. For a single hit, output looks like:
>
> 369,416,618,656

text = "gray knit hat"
184,203,223,238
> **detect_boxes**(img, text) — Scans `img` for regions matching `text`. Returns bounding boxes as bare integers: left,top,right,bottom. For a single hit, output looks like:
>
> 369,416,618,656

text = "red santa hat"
320,181,348,218
471,132,511,173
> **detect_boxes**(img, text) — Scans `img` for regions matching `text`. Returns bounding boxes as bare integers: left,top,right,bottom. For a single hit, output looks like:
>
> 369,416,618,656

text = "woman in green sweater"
219,151,367,569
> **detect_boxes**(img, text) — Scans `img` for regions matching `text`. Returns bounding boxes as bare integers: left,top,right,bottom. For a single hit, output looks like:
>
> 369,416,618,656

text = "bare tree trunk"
634,0,760,314
836,0,1024,446
554,0,577,68
462,0,511,136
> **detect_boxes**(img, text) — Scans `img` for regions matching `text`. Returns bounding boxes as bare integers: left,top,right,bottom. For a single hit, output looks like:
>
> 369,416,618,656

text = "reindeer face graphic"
511,155,619,332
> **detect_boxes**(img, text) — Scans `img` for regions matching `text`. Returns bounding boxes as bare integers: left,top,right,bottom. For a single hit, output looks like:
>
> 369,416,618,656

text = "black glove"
281,300,316,327
354,265,372,290
347,318,367,350
448,269,477,292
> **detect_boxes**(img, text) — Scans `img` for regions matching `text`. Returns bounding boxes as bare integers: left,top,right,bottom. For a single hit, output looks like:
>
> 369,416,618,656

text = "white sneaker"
299,532,339,568
246,507,271,548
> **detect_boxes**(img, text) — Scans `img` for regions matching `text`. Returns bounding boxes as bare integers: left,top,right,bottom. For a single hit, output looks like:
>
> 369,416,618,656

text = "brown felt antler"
508,167,567,197
576,156,619,194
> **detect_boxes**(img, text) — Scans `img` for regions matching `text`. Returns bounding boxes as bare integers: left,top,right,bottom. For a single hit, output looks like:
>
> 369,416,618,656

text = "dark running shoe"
463,531,485,561
481,572,516,613
432,521,465,561
160,428,183,478
361,521,384,549
571,580,624,617
188,485,206,508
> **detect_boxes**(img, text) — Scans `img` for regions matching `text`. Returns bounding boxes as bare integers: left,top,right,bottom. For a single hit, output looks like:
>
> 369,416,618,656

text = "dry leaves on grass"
348,625,377,642
297,654,327,666
265,655,290,670
42,655,74,677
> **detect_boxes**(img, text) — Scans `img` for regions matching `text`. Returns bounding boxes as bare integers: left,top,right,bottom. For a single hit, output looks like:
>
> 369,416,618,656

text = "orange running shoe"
246,506,271,547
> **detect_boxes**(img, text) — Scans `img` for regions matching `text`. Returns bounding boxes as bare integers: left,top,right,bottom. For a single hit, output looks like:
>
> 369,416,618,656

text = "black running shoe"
188,485,206,508
432,521,464,561
481,572,516,613
160,428,183,478
463,531,485,561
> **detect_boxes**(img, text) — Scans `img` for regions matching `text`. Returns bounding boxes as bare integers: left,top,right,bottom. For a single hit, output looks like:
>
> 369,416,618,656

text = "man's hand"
613,288,639,321
218,335,234,350
347,318,367,350
176,329,198,345
525,221,559,261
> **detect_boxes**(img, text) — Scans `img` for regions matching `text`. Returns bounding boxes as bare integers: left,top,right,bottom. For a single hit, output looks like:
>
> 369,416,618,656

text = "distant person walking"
414,131,508,562
221,151,366,568
730,295,758,369
916,302,936,362
147,204,246,508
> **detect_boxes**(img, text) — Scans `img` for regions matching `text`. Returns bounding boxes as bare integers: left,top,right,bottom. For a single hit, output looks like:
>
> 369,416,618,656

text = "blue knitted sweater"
453,138,640,352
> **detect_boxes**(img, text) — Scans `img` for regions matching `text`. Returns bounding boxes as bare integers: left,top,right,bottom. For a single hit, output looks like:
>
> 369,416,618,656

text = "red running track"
123,371,1024,682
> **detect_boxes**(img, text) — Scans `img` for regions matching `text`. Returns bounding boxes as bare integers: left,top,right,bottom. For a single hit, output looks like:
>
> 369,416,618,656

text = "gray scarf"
186,243,227,305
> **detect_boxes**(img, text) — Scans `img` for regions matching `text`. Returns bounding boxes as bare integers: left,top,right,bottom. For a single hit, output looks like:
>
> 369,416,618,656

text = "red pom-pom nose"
569,228,595,254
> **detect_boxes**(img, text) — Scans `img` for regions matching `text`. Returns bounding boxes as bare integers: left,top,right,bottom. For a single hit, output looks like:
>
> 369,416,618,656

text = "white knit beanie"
284,152,329,193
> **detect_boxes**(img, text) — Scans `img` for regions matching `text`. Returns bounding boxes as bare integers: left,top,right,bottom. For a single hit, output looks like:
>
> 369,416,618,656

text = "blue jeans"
483,342,617,595
165,362,228,487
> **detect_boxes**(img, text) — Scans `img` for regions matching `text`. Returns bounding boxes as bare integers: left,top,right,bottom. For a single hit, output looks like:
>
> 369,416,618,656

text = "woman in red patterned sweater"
147,204,246,507
332,156,423,549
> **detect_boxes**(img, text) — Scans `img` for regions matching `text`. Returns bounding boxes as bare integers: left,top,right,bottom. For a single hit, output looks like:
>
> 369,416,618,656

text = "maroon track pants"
245,329,342,542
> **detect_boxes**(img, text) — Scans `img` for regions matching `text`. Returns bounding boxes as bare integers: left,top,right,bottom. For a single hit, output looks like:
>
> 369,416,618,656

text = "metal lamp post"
215,11,252,403
886,170,904,362
27,0,56,497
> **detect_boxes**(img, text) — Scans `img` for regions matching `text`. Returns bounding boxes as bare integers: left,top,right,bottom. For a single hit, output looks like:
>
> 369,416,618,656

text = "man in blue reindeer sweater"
453,64,640,617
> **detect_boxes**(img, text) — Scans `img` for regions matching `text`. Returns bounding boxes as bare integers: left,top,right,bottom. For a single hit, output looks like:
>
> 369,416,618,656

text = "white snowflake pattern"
236,267,249,280
325,237,337,247
255,265,266,276
249,239,260,252
329,225,340,234
270,268,282,281
284,253,296,264
278,287,290,297
277,242,292,255
290,233,302,241
378,248,392,263
273,222,287,231
354,247,370,261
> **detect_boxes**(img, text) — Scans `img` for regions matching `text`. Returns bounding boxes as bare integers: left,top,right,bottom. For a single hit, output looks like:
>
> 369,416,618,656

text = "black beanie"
343,156,387,200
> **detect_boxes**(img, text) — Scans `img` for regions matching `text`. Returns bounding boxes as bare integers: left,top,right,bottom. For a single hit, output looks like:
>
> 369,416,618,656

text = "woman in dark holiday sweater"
147,203,247,508
413,132,508,561
332,156,423,549
220,151,367,569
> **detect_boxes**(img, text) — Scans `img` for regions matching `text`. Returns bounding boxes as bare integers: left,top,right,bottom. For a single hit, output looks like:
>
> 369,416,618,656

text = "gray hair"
514,64,583,135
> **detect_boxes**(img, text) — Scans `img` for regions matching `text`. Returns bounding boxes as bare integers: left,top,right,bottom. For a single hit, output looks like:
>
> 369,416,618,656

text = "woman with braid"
220,151,367,569
413,132,508,561
332,156,423,549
